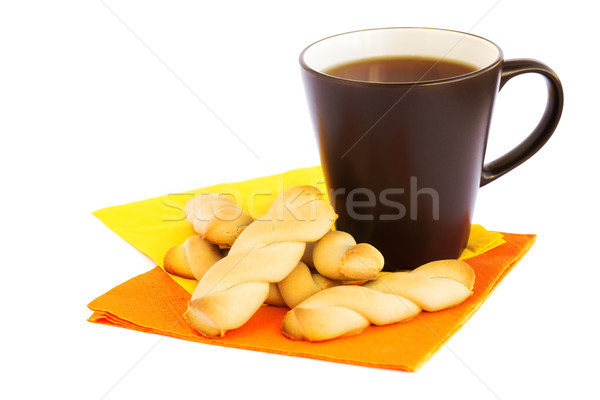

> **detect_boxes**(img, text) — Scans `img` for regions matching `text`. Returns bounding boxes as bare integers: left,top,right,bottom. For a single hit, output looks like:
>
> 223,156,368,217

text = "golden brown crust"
185,236,224,280
277,261,339,309
281,285,420,341
281,259,475,341
312,231,384,281
185,186,337,337
409,259,475,290
202,207,253,247
163,235,223,280
300,241,316,269
265,283,287,307
164,245,194,280
185,194,253,247
185,282,269,337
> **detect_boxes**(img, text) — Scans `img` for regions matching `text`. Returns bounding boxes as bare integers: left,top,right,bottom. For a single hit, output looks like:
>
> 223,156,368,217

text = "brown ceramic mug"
300,28,563,270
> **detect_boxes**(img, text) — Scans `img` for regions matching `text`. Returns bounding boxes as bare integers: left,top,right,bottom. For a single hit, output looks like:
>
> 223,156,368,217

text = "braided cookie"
276,261,339,308
265,283,287,307
264,262,338,308
185,193,253,247
281,259,475,341
184,186,337,337
312,230,384,281
271,231,382,307
300,241,316,269
163,235,223,280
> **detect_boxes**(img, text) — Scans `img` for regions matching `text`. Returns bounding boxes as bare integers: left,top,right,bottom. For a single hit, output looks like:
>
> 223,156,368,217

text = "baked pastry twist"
281,259,475,341
312,230,384,281
300,241,316,269
265,283,287,307
185,193,253,247
270,230,382,306
277,261,339,308
184,186,337,337
163,235,223,280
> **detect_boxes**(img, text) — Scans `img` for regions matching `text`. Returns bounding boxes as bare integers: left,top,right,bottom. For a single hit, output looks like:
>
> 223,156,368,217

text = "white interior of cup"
301,28,501,82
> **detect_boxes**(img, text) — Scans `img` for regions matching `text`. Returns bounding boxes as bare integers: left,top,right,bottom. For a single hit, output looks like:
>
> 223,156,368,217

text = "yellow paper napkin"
93,166,505,294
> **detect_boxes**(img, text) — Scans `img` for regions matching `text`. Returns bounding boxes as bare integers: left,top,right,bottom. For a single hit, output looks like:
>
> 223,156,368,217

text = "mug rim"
299,27,504,87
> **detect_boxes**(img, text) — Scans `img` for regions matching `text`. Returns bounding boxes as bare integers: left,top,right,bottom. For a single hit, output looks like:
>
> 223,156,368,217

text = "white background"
1,1,597,399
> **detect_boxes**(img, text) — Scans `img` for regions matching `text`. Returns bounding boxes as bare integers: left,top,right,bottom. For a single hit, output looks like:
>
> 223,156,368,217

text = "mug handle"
480,59,564,186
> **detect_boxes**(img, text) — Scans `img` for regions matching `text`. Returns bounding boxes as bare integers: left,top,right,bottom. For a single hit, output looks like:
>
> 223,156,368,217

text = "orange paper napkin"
88,232,534,371
88,166,536,371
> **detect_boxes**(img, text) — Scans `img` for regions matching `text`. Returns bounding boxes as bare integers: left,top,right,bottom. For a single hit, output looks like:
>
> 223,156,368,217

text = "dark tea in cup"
324,56,478,83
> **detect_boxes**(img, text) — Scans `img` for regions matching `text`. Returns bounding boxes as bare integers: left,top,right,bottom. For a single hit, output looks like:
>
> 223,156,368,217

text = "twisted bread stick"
272,230,381,307
281,259,475,341
185,186,337,337
163,235,223,280
300,241,316,269
185,193,253,247
265,282,287,307
277,261,339,308
364,259,475,312
312,231,384,281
